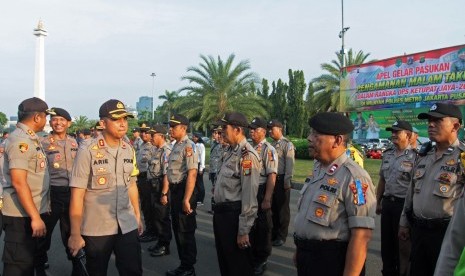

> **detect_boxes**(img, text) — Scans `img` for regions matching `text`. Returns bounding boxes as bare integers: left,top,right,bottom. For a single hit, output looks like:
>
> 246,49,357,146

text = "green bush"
290,138,312,160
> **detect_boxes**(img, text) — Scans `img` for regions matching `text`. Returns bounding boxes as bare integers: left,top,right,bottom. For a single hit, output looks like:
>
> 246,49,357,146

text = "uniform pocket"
413,169,426,193
91,166,111,190
123,163,134,186
305,192,337,227
433,172,457,198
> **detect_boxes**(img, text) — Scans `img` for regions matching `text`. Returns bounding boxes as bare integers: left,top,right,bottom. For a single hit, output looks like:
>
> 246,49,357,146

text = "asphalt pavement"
0,174,383,275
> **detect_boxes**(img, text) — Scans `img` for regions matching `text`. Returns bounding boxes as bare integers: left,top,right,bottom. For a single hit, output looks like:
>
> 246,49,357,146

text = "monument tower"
33,20,47,100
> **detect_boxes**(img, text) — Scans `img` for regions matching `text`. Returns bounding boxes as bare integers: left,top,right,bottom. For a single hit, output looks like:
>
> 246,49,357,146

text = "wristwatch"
161,192,168,197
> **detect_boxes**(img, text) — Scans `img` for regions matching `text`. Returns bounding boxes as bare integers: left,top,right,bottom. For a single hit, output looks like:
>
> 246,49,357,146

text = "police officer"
132,128,143,152
294,112,376,275
136,123,157,243
38,107,81,274
147,124,173,257
248,117,277,275
435,178,465,275
268,119,295,246
213,112,260,276
2,97,51,275
399,103,465,276
165,114,198,276
376,120,415,276
208,126,222,214
68,99,142,276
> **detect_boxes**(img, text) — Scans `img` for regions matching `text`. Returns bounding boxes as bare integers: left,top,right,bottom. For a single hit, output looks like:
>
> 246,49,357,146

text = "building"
136,96,153,119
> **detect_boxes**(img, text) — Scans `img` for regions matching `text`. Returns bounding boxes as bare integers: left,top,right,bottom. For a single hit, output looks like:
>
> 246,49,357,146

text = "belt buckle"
389,196,395,202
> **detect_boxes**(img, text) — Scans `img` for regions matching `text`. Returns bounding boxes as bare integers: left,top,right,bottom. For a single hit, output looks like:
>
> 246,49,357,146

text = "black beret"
267,119,283,129
386,120,412,132
418,102,462,122
169,114,189,127
19,97,51,114
49,107,72,121
218,112,249,127
99,99,134,119
308,112,354,135
248,117,268,129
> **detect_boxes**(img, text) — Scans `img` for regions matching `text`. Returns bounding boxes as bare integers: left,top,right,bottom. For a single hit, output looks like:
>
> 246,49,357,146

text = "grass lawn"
293,158,382,185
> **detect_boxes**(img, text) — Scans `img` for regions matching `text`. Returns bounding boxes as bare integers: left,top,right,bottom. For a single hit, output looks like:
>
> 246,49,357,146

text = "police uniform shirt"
214,138,260,235
271,137,295,188
148,143,171,179
70,135,139,236
379,146,415,198
400,139,465,227
136,141,153,173
2,122,50,217
254,139,277,184
167,135,198,184
294,153,376,241
209,141,222,175
434,192,465,275
41,134,79,186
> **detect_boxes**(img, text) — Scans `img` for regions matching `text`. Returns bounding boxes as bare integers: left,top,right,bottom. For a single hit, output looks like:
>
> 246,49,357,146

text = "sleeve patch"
349,179,368,206
18,142,29,153
242,160,252,176
186,147,193,157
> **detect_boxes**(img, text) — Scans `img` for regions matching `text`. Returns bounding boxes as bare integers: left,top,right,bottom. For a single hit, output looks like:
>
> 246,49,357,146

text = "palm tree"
176,54,268,130
158,90,180,123
73,115,89,130
312,49,374,111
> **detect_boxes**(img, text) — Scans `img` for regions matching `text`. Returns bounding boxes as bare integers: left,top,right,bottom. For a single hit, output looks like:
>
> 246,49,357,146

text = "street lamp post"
150,73,156,121
339,0,349,68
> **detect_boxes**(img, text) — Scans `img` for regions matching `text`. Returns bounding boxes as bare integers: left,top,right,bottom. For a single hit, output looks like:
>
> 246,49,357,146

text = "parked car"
366,145,383,159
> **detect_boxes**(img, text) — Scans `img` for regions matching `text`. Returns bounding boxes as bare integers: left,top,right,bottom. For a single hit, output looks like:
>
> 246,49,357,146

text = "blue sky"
1,0,464,119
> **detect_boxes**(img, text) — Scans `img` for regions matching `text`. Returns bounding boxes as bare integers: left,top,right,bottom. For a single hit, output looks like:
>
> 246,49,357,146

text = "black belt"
293,234,348,251
213,201,241,213
382,195,405,202
412,214,450,229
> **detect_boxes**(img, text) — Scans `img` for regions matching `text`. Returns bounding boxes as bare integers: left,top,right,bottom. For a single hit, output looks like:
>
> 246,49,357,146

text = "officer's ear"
333,135,344,148
451,118,461,133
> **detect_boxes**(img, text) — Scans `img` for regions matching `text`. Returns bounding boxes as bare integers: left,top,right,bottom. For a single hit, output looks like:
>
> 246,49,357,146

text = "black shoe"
150,245,170,257
139,233,157,243
166,267,196,276
147,244,158,252
254,261,267,275
272,239,284,246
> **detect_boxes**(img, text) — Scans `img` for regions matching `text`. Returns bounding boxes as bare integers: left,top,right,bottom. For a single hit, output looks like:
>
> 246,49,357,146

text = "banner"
340,44,465,112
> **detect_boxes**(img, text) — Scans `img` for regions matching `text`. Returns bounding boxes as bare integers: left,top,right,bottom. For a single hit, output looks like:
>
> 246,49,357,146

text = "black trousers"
251,184,272,265
213,202,254,276
137,173,155,234
295,238,365,276
380,196,405,276
170,182,197,269
83,229,142,276
272,175,290,242
195,164,205,203
151,178,172,246
2,215,47,276
38,186,72,260
209,173,217,211
409,223,448,276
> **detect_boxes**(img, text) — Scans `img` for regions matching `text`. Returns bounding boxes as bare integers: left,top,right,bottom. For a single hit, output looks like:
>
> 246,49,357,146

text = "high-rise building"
136,96,153,116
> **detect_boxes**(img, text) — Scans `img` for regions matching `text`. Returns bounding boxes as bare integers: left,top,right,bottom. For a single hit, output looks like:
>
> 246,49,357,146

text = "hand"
160,195,168,206
31,217,46,238
137,216,143,236
68,234,85,257
376,201,382,215
261,198,271,210
183,200,193,215
237,234,251,249
398,226,410,241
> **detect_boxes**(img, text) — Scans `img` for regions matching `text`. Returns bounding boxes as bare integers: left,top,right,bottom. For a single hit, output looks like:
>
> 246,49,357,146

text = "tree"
287,69,306,137
158,90,180,123
269,79,288,123
177,54,268,130
257,78,270,99
0,112,7,130
312,49,374,111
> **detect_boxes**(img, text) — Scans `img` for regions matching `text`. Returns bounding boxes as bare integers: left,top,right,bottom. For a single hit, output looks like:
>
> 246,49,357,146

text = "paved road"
0,175,383,275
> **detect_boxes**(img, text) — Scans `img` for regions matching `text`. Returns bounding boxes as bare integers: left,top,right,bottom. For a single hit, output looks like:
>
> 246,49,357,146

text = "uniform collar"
233,137,248,153
17,122,38,140
325,152,348,176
